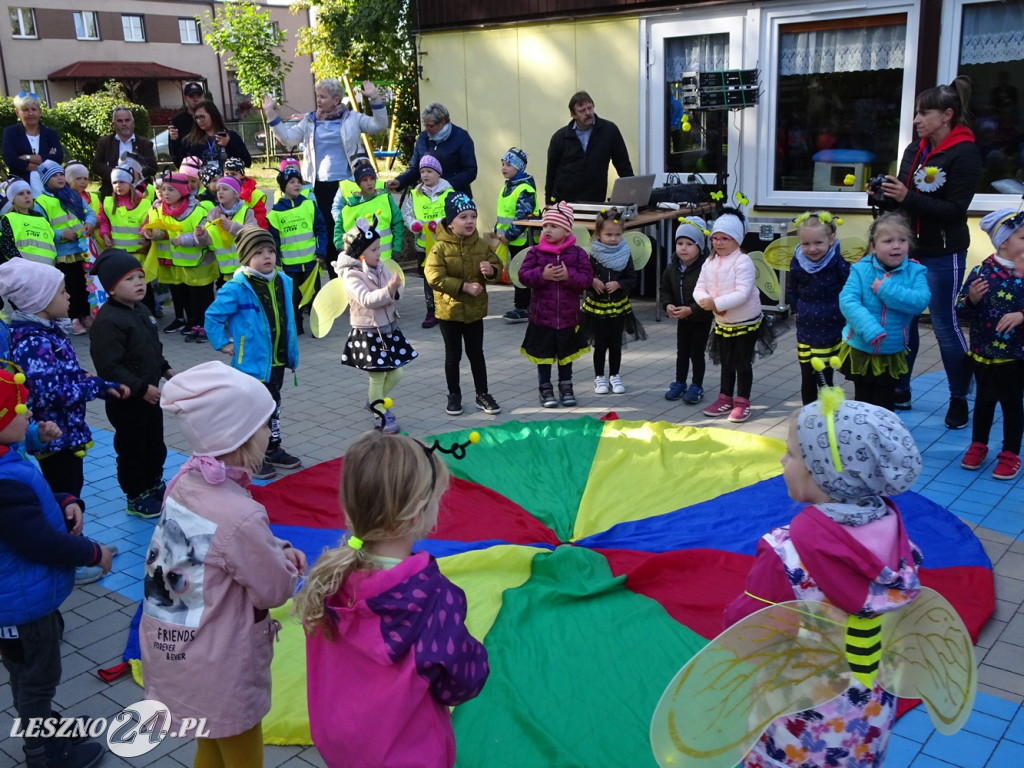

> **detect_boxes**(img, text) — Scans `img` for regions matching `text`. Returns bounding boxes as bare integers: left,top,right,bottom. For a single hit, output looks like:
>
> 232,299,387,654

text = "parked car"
255,115,305,153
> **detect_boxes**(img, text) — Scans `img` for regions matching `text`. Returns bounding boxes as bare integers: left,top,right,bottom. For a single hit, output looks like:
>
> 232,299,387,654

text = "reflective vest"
206,207,252,274
266,199,317,266
143,208,172,262
411,188,454,250
273,184,313,204
341,194,394,258
35,194,81,238
167,205,211,268
83,190,101,216
496,181,538,247
102,197,148,254
3,211,56,263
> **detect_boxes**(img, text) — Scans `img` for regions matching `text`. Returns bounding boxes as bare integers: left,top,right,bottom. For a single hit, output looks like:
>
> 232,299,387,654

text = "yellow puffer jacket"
424,222,502,323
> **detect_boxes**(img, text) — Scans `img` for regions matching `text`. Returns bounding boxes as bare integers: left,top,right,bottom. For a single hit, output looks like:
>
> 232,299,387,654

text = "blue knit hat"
502,148,528,173
674,216,709,253
980,208,1024,250
38,160,64,186
444,193,476,224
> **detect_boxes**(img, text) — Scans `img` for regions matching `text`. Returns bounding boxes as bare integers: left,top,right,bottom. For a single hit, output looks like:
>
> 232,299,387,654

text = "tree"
202,0,292,167
291,0,418,163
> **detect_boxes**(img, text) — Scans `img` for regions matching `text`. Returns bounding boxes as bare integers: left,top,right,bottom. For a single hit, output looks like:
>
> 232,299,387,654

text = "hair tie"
347,535,364,550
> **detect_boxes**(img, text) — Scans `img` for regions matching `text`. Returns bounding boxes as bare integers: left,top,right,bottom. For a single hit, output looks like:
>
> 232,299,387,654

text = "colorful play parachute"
121,418,994,766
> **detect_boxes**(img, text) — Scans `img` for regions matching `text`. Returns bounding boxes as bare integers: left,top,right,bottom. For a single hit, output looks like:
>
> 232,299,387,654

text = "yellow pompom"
835,217,843,226
74,449,87,458
375,208,382,216
844,174,855,186
13,372,25,385
819,385,846,415
382,397,393,409
468,431,481,444
681,122,692,133
15,403,27,414
677,216,684,222
811,357,826,372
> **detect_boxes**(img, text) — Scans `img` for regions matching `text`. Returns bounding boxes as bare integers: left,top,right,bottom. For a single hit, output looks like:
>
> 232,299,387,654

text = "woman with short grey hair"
3,92,64,182
387,103,477,196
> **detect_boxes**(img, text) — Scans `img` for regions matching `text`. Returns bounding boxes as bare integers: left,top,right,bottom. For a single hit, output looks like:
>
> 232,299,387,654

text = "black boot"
24,737,104,768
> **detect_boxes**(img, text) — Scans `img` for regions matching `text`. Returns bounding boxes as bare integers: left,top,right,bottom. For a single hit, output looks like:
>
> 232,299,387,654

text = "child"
333,159,404,260
295,429,489,768
142,360,306,765
839,213,930,411
34,161,96,335
0,368,114,768
955,209,1024,480
662,216,713,403
0,258,128,499
205,176,257,277
98,166,149,256
518,202,593,407
196,162,221,207
205,227,303,480
723,393,924,768
65,161,99,217
424,194,502,416
788,211,850,405
89,249,176,518
581,208,645,394
495,148,538,323
272,155,313,203
267,166,327,336
693,208,770,423
337,216,417,433
403,154,454,328
0,179,56,264
224,156,268,229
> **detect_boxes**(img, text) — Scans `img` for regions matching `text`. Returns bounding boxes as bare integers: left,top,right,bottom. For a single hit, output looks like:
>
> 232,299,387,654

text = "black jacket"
2,123,63,181
92,134,158,197
89,298,170,398
168,110,195,166
660,255,713,324
545,115,634,204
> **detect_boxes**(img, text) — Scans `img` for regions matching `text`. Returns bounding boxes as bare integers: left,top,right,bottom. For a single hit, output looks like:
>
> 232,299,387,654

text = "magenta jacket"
518,234,593,329
306,551,489,768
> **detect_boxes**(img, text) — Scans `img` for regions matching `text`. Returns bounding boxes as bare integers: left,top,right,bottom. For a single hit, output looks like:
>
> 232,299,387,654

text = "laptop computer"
608,174,656,207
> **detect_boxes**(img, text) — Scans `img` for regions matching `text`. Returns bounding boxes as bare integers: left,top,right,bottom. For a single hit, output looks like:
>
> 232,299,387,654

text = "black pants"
718,331,757,400
676,320,712,385
973,363,1024,454
437,319,488,396
537,362,573,385
848,370,897,412
56,260,89,320
106,397,167,499
592,316,625,377
169,283,188,322
314,179,341,276
185,283,215,328
265,366,285,449
0,611,63,750
799,361,834,405
38,450,84,497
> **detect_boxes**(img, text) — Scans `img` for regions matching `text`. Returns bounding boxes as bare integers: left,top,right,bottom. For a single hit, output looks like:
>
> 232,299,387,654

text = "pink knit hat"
216,177,242,196
179,157,203,179
0,259,65,315
542,201,574,233
419,154,442,174
160,361,275,457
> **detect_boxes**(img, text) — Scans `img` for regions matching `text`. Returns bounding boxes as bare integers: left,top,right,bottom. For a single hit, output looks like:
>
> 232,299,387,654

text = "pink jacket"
306,552,489,768
691,248,761,325
140,465,298,739
339,252,400,330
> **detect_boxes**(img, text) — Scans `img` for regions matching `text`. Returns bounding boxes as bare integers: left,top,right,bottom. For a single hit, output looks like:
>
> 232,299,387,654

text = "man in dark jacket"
545,92,634,204
168,81,207,166
92,107,158,197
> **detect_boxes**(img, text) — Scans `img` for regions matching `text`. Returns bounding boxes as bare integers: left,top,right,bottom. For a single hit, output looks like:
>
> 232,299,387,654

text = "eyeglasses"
710,235,735,242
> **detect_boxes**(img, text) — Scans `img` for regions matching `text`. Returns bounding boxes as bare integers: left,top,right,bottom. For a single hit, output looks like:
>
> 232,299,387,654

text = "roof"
418,0,707,30
48,61,202,81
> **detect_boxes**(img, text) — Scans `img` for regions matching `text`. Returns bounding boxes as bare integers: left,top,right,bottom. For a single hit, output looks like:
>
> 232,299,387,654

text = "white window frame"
179,18,201,45
121,14,146,43
19,80,50,107
754,0,921,211
10,7,36,39
940,0,1023,208
73,11,100,41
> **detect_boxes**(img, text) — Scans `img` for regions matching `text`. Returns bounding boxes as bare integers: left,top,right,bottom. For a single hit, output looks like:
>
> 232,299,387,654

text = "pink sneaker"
993,451,1021,480
702,394,733,417
727,397,751,423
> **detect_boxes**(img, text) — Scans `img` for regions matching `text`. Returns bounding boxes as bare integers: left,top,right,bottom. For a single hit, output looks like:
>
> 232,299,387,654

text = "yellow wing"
626,231,653,270
380,257,406,286
310,277,349,338
141,218,183,235
764,236,800,271
650,601,851,768
509,249,529,289
876,587,977,735
749,251,780,302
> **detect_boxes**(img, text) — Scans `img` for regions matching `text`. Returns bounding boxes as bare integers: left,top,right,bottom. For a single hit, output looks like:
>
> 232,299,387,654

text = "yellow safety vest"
496,181,538,247
273,184,313,204
411,188,454,250
35,194,81,236
266,199,317,266
168,205,211,268
341,194,394,258
84,190,101,216
3,211,56,263
102,198,149,255
206,207,252,274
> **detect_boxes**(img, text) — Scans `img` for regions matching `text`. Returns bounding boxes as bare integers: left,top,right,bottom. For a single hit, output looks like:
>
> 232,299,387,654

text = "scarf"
166,454,251,496
112,190,142,212
794,238,840,274
315,104,346,122
417,179,451,200
590,239,632,272
536,233,577,255
160,195,191,220
45,184,87,223
430,122,453,143
218,199,245,218
242,265,276,281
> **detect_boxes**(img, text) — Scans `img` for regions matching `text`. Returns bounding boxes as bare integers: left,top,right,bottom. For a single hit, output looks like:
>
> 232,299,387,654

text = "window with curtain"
957,0,1024,194
773,16,906,192
664,33,729,176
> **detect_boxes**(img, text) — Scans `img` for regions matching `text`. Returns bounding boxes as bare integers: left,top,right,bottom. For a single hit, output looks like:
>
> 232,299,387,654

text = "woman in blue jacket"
2,93,63,183
387,103,478,196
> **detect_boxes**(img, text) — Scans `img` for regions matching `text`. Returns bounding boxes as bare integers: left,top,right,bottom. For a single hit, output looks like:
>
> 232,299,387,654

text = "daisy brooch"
913,166,946,192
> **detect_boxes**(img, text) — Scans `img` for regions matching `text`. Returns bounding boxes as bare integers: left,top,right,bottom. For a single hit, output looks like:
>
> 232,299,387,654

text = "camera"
866,174,888,205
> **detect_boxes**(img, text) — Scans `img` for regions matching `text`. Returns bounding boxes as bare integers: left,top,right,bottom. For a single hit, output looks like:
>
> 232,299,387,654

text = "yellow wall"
418,18,640,229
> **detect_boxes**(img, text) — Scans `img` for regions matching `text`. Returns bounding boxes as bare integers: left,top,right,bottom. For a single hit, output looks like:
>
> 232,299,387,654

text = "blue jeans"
898,250,971,398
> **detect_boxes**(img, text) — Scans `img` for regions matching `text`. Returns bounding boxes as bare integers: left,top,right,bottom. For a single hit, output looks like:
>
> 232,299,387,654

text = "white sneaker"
594,376,609,394
609,374,626,394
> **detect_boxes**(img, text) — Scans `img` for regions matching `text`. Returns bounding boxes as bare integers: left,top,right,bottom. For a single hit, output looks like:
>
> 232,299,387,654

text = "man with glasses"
92,107,157,197
168,81,207,166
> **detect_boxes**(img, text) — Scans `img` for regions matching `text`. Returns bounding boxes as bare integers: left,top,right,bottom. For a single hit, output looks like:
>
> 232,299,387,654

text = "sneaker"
727,397,751,423
75,566,104,585
475,392,501,415
192,327,207,343
539,384,558,408
265,446,302,469
381,410,401,434
558,381,577,407
961,442,989,470
183,325,201,342
609,374,626,394
24,737,104,768
126,493,161,519
665,381,686,401
703,394,734,417
446,393,463,416
945,397,969,429
595,376,610,394
252,460,277,480
503,307,529,323
422,312,438,329
70,319,88,336
894,389,912,411
993,451,1021,480
163,317,187,333
683,384,705,404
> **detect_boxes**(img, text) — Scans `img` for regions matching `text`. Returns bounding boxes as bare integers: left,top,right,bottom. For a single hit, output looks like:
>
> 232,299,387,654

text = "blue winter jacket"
395,125,478,196
840,255,930,355
204,269,299,381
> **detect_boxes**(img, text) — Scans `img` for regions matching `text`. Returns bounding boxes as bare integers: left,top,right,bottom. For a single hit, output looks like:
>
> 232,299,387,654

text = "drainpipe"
208,1,229,117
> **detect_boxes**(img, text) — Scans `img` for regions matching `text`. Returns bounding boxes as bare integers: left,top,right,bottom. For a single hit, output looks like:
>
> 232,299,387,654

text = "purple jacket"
519,235,593,329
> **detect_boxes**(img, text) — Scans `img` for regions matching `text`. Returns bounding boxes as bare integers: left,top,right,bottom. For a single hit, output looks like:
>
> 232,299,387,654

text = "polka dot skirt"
341,327,418,371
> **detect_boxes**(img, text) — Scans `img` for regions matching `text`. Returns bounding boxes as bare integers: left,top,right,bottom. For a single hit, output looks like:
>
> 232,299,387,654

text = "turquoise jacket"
840,255,930,355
